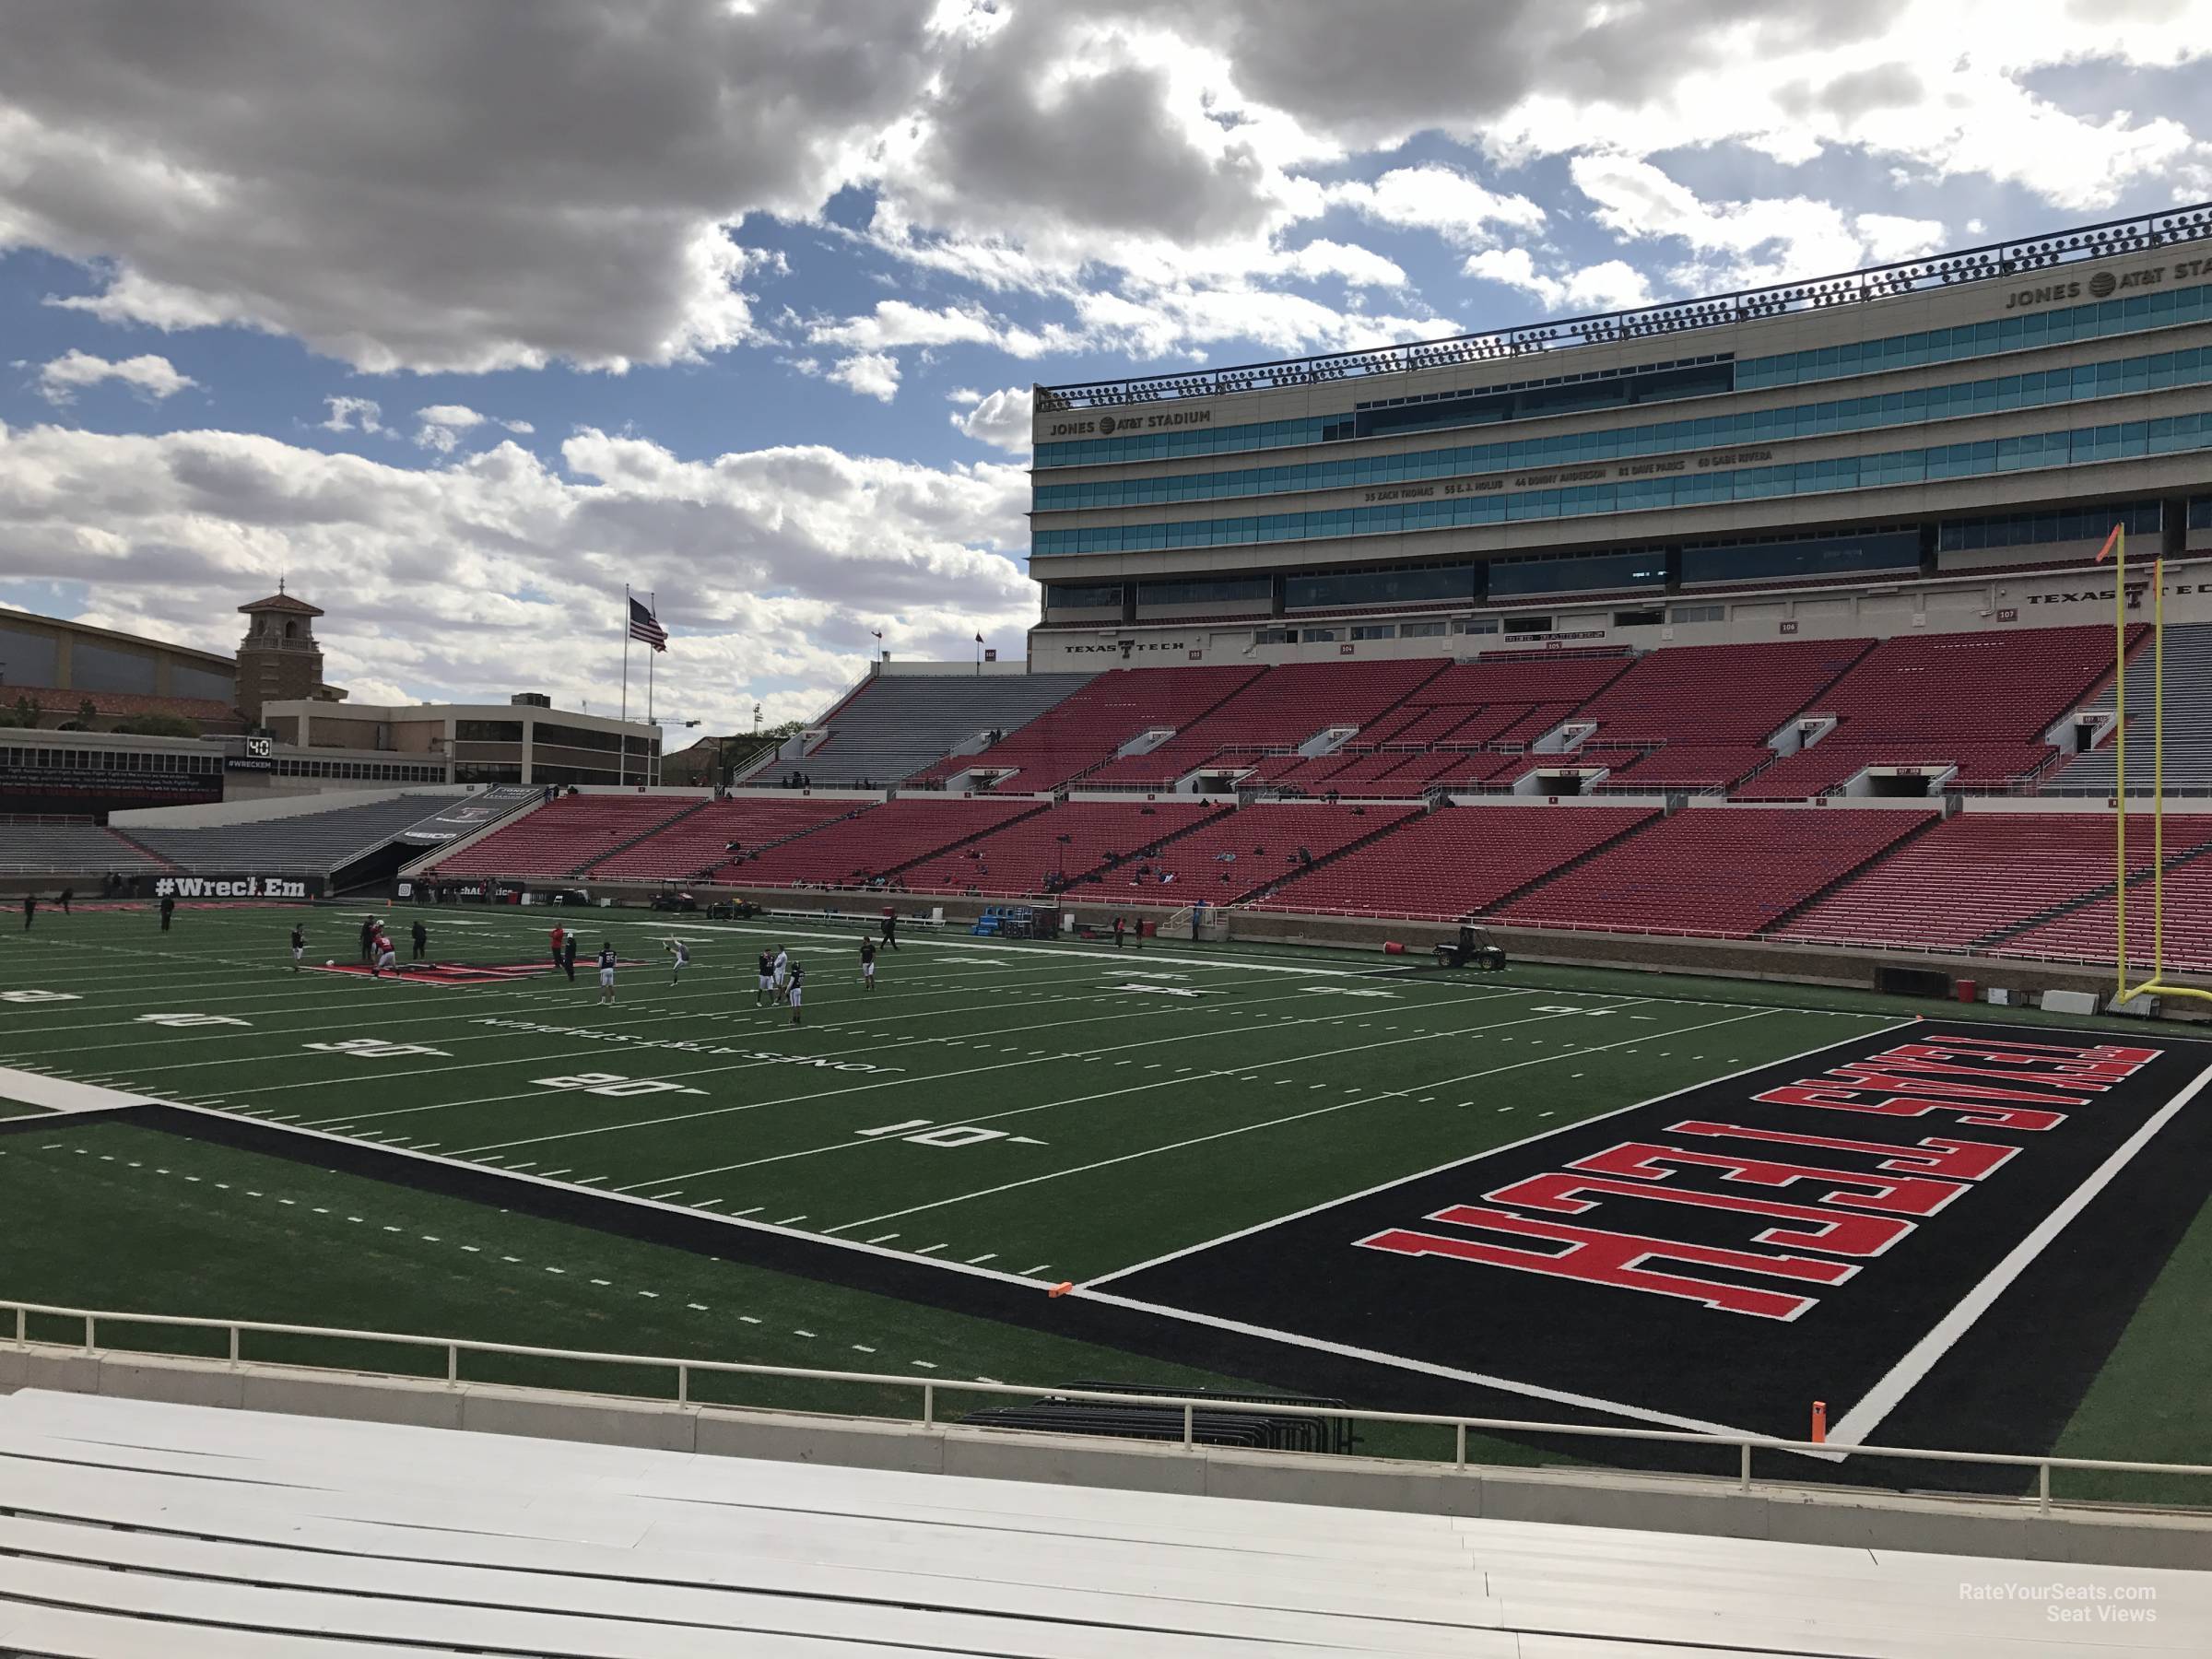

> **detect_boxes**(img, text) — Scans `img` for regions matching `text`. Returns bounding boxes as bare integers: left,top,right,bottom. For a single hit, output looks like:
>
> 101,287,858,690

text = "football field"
3,900,2209,1497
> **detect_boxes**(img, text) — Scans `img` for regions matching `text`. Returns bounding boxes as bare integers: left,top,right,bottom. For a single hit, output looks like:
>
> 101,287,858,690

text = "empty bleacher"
1576,638,1874,744
132,794,487,875
6,1388,2163,1657
1144,802,1424,900
1497,806,1934,937
590,795,861,880
0,821,171,877
1734,625,2129,799
910,665,1261,793
720,796,1043,887
2049,620,2212,793
1246,804,1658,920
1995,851,2212,972
777,669,1097,786
901,798,1227,896
1732,739,2064,799
428,793,702,878
1078,658,1446,788
1591,743,1779,792
1780,811,2212,954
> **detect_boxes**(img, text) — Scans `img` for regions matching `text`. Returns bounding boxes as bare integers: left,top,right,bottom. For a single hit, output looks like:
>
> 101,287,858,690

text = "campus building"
1027,205,2212,667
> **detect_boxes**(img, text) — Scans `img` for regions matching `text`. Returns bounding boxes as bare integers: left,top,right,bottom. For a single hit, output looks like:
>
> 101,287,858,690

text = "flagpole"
620,583,632,785
646,591,657,788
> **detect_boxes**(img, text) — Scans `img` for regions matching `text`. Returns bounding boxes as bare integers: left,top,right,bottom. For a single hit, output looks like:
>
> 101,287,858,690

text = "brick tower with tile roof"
234,582,326,725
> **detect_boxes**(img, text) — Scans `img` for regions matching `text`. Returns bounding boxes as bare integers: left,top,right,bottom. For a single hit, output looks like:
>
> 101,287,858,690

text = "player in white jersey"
771,947,790,994
666,937,690,985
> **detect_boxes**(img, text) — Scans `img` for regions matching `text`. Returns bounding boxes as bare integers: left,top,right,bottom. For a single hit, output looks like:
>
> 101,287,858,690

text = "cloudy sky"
3,0,2209,730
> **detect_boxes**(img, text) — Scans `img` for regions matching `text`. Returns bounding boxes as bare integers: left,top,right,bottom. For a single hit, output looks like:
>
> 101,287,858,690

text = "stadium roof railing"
1035,202,2212,410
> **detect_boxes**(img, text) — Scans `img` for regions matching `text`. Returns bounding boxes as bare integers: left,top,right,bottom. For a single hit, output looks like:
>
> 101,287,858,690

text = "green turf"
2048,1183,2212,1508
0,1114,1488,1465
1,900,2206,1493
0,904,1916,1280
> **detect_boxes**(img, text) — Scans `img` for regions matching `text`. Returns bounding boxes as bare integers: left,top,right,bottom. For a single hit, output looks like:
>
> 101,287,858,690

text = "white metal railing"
7,1300,2209,1516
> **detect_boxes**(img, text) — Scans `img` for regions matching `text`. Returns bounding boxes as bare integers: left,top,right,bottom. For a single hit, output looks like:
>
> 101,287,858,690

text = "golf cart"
1435,924,1508,972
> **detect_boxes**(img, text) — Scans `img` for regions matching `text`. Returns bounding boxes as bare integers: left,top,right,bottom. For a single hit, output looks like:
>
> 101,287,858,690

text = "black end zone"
1104,1021,2212,1469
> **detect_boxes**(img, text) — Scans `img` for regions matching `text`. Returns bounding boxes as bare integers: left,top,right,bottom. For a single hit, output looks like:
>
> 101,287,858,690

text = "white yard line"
636,999,1604,1194
822,1007,1794,1239
325,982,1538,1151
1084,1016,1915,1288
476,987,1545,1171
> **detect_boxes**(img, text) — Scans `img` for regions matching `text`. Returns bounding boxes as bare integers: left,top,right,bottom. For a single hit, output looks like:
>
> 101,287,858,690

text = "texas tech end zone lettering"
1109,1024,2210,1439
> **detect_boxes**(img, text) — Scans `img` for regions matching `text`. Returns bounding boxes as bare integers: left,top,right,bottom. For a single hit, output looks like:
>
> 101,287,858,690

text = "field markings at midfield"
1081,1015,1916,1288
12,906,1947,1020
423,989,1550,1163
0,947,1147,1051
819,1006,1800,1241
52,956,1296,1084
275,971,1487,1136
619,1000,1641,1193
458,985,1554,1165
1828,1053,2212,1451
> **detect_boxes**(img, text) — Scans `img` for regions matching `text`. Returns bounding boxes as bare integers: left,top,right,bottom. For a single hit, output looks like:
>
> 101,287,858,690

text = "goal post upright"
2105,521,2212,1010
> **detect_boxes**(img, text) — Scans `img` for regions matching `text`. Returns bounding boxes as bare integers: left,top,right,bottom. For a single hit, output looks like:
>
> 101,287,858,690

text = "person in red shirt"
548,924,567,975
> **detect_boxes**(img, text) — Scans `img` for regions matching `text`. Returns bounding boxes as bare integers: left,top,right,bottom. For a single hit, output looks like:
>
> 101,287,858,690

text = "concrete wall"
6,1343,2206,1571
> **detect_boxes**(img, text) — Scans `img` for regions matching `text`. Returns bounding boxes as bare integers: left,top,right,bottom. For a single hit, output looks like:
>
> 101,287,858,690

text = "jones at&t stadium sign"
1044,408,1215,440
1112,1023,2212,1442
2002,256,2212,311
153,875,312,900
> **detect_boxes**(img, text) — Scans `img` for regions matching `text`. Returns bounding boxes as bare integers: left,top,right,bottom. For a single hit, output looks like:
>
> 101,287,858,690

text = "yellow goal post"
2104,523,2212,1008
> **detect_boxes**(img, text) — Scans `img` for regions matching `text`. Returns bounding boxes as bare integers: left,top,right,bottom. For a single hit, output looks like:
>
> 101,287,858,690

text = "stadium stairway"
1118,801,1431,904
102,825,180,873
1971,832,2212,950
573,796,713,876
1469,805,1677,917
1759,811,1948,935
1228,801,1433,904
1494,807,1939,938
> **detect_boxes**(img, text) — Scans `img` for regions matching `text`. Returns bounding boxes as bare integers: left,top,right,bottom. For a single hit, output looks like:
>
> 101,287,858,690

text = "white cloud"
1570,155,1947,289
1327,166,1546,249
320,395,383,435
948,385,1031,453
0,4,936,373
1463,248,1653,313
2,0,2202,393
1279,240,1408,288
36,349,196,405
413,404,535,453
0,418,1032,729
827,351,901,402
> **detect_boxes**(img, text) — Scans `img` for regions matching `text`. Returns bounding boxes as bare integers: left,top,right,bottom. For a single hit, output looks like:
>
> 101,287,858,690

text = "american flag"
627,595,668,653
